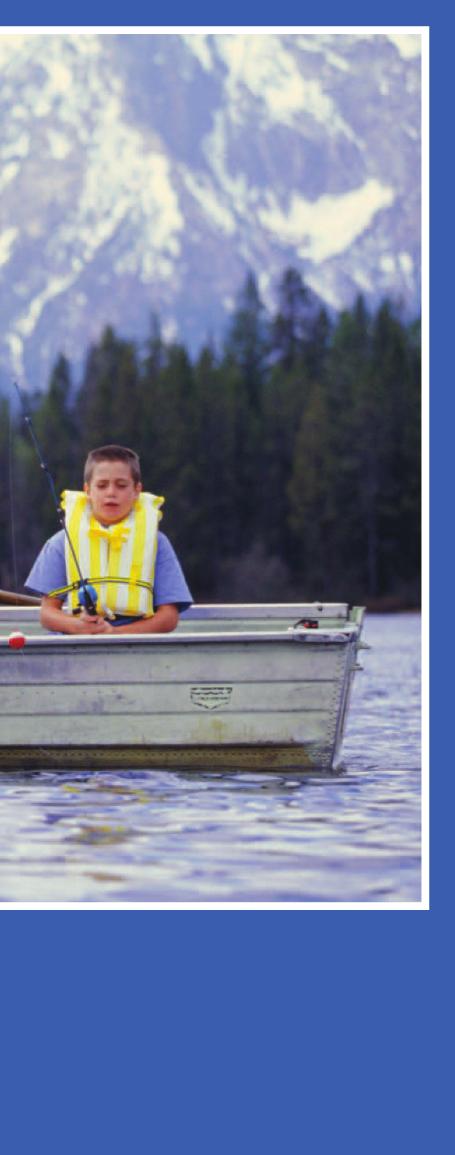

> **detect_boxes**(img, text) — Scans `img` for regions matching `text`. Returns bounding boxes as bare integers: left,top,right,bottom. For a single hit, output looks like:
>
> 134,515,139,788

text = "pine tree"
140,341,199,580
270,267,309,371
77,326,141,454
287,380,340,597
224,271,268,410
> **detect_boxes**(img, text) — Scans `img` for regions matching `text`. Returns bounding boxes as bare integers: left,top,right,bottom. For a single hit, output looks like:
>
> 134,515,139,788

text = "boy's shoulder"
44,529,66,551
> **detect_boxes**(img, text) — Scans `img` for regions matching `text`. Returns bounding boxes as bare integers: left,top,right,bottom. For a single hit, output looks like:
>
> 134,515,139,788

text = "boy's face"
85,460,142,525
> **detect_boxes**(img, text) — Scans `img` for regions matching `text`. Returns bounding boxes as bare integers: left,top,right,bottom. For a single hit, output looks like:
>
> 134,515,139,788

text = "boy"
25,445,192,635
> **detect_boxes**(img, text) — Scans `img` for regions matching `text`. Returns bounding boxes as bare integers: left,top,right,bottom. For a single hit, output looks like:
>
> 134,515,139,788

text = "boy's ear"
83,482,89,493
136,482,143,493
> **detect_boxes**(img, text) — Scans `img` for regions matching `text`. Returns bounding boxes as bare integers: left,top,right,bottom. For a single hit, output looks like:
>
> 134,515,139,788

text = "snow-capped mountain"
0,31,421,392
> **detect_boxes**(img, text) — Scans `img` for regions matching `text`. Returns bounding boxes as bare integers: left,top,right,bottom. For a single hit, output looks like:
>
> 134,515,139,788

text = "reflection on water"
0,614,422,904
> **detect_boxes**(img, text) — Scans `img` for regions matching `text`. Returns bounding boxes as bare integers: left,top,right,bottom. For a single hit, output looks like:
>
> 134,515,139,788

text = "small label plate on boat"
190,686,233,710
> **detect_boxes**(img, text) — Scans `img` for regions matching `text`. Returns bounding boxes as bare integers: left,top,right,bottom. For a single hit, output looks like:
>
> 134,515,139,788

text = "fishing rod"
13,380,98,615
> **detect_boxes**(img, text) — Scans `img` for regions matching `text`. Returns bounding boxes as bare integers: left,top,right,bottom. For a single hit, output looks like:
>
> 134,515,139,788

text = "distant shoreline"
364,598,421,614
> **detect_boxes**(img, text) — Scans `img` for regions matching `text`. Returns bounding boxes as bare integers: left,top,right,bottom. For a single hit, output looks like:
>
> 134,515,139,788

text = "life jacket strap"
48,576,154,599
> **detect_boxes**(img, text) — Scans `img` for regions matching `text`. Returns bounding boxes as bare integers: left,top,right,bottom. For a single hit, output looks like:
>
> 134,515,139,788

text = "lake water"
0,613,422,906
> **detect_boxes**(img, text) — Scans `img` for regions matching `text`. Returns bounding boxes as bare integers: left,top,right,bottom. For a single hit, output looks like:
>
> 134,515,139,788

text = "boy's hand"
72,610,114,634
40,595,115,634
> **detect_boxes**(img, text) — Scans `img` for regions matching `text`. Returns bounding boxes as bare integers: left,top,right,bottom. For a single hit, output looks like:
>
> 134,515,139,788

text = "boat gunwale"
0,599,351,615
0,626,361,649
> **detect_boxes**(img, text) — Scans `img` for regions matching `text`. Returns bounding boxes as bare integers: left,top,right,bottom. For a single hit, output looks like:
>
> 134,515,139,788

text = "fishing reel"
74,583,116,620
74,583,99,616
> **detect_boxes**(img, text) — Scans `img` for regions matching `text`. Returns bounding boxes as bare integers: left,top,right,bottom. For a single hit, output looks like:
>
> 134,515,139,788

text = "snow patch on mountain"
380,251,415,282
182,170,236,236
203,109,255,218
0,162,19,194
47,128,72,160
0,227,18,267
72,99,183,271
216,35,335,127
386,34,422,59
258,180,395,263
181,33,213,73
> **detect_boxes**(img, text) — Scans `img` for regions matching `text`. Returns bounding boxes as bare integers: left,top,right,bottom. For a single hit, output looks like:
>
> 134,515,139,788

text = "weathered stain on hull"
0,743,326,772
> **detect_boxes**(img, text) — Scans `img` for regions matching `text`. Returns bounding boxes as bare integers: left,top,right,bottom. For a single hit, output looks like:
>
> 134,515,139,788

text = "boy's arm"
109,604,179,634
40,596,113,634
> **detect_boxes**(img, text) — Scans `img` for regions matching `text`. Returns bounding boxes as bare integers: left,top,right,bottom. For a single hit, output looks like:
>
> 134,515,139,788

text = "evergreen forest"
0,269,421,608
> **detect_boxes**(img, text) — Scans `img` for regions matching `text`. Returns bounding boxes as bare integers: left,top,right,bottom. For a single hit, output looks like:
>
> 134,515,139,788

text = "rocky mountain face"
0,31,421,392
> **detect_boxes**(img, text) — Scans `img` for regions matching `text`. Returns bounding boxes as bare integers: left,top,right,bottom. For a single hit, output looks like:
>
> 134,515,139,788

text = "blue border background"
1,3,442,1151
0,2,438,26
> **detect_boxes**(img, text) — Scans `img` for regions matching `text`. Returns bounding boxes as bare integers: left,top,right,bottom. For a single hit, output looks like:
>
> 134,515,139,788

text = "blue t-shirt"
25,529,193,612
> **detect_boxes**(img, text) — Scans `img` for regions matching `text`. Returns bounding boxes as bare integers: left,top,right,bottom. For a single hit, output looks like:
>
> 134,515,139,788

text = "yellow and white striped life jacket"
60,490,164,617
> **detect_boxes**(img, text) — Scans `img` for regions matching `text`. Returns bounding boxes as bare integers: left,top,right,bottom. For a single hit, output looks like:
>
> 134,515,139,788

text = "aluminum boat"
0,602,366,771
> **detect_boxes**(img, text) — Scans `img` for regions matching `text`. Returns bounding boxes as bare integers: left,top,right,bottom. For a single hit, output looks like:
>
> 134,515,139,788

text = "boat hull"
0,604,364,772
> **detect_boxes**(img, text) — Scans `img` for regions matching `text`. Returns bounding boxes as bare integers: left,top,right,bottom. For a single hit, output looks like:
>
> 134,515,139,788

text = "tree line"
0,268,421,607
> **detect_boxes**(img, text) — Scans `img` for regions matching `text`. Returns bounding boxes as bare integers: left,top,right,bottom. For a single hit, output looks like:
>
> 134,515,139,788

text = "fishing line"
8,400,19,599
12,380,98,615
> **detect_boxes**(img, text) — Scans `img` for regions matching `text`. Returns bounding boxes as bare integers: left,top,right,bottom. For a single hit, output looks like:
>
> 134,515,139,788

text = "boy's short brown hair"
84,445,142,485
